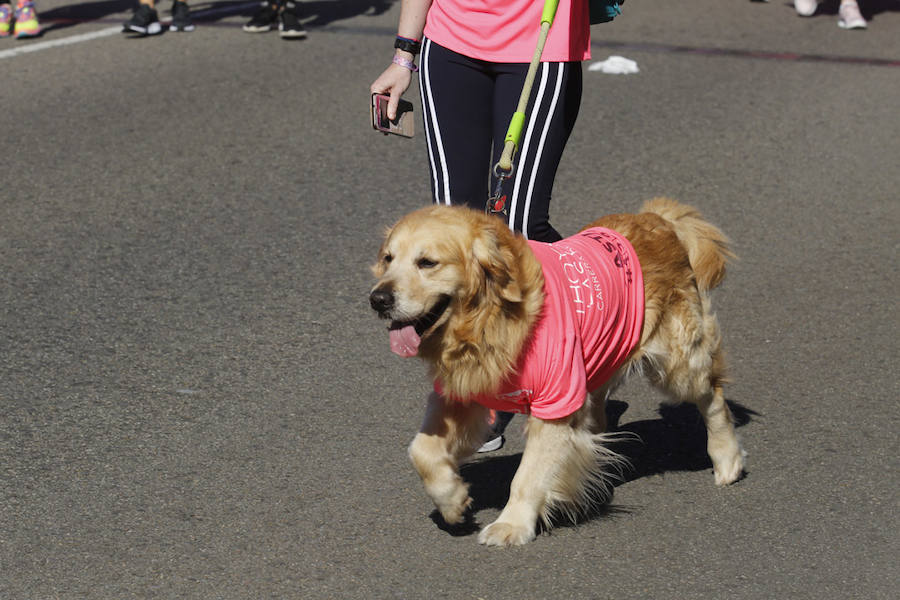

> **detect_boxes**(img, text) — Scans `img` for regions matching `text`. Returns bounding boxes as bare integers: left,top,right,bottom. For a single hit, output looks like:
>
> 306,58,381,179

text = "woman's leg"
491,61,583,243
419,39,496,210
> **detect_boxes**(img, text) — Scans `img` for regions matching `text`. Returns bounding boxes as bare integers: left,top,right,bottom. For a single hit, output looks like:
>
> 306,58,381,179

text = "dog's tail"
641,197,736,291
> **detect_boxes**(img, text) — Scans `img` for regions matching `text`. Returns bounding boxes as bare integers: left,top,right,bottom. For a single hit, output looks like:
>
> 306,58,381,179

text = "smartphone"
371,93,414,138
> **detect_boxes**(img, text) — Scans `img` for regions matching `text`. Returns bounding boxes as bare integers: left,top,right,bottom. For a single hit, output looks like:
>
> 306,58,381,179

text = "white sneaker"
477,435,504,453
794,0,818,16
837,1,867,29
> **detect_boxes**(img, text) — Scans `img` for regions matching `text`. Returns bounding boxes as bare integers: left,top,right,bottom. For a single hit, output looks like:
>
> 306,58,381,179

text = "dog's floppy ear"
469,224,524,304
371,225,393,277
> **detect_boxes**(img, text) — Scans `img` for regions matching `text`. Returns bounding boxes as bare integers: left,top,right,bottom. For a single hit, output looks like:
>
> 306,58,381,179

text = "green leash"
488,0,623,215
489,0,560,215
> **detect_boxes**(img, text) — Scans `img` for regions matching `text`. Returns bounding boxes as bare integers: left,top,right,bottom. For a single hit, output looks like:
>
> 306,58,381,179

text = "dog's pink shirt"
437,228,644,419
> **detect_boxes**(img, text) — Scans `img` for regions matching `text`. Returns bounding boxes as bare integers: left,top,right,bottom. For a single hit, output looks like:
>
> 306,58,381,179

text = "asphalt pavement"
1,1,898,598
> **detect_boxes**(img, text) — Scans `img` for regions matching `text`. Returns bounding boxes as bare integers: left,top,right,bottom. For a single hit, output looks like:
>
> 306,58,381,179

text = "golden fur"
370,198,745,546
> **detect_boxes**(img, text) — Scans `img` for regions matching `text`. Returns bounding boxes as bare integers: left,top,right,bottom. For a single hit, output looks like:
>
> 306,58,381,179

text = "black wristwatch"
394,36,421,56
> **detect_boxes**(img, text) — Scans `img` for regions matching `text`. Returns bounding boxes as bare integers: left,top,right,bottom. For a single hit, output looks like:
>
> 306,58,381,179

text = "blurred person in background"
794,0,868,29
0,0,41,39
123,0,194,35
243,0,307,39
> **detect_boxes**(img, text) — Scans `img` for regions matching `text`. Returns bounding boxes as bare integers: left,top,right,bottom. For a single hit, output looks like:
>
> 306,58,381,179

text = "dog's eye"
383,254,393,264
417,257,438,269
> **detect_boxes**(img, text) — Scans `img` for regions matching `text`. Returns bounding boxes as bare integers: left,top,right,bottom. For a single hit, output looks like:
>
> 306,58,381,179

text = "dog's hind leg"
408,391,490,525
478,410,620,546
587,373,628,434
697,380,744,486
648,296,745,486
590,388,609,434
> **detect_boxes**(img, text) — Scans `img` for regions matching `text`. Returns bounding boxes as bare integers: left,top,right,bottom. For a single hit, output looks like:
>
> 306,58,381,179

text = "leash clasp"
487,161,514,216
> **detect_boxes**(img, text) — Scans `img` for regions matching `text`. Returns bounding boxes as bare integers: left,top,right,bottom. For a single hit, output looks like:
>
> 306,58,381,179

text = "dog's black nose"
369,289,394,313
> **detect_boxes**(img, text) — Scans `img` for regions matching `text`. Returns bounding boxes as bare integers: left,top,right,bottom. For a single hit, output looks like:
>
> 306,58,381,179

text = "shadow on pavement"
441,398,759,536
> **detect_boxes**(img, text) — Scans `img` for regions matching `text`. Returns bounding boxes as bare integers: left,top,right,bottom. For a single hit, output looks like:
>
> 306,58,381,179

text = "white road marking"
0,26,121,60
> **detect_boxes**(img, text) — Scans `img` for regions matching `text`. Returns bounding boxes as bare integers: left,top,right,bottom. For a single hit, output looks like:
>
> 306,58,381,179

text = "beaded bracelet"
392,55,419,72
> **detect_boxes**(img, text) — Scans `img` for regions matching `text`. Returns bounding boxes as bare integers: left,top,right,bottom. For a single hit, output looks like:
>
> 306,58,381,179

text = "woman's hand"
369,0,431,120
370,59,414,121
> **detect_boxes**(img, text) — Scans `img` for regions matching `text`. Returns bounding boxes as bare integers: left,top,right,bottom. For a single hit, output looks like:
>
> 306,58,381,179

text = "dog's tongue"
389,324,420,357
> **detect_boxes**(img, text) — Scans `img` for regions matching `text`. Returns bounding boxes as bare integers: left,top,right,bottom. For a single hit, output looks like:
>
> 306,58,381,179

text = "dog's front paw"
427,476,472,525
437,492,472,525
477,520,536,546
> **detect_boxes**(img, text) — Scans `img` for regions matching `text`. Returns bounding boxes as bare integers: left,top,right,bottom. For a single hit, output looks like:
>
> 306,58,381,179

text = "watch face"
395,38,421,54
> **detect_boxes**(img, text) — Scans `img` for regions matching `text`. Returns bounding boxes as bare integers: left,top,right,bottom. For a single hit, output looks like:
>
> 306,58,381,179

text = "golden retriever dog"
369,198,745,546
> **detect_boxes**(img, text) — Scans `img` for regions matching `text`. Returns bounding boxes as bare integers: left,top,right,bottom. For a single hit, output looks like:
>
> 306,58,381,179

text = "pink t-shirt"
424,0,591,63
438,227,643,419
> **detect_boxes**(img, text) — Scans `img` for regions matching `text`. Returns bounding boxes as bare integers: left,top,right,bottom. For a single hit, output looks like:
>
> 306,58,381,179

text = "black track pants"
418,38,583,243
